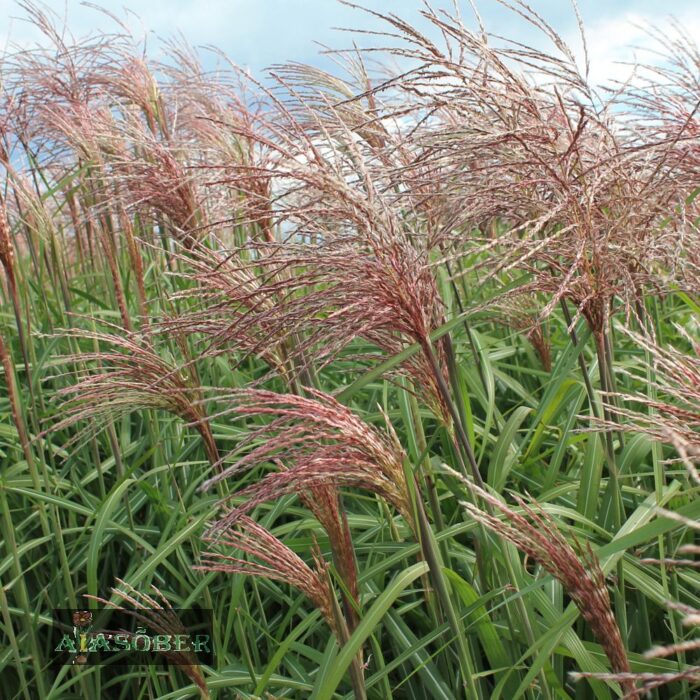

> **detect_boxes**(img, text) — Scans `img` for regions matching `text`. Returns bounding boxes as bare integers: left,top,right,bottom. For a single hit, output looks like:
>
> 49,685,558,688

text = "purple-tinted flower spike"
47,325,218,466
447,466,635,696
598,327,700,484
85,579,210,698
196,516,337,633
200,388,413,530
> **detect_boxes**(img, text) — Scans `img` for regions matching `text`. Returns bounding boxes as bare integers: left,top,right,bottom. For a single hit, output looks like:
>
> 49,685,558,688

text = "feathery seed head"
200,388,414,530
197,516,337,633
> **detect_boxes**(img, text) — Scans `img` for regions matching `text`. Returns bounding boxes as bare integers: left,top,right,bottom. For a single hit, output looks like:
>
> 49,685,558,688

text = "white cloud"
565,6,700,89
1,0,697,83
0,0,408,71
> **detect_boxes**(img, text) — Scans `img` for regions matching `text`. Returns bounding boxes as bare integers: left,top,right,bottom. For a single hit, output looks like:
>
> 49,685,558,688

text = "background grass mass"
0,1,699,698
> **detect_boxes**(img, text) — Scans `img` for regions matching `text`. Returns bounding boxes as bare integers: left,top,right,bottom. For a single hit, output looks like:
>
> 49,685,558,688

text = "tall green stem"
422,335,551,700
414,491,483,700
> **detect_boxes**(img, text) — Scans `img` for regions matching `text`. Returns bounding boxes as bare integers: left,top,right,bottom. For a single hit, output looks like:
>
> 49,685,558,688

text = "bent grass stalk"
446,466,637,697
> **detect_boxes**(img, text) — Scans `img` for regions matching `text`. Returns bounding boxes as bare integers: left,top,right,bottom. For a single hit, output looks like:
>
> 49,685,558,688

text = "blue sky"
1,1,698,86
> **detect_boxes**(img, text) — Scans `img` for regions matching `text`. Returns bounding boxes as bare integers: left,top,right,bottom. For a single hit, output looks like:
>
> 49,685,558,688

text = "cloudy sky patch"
1,0,696,86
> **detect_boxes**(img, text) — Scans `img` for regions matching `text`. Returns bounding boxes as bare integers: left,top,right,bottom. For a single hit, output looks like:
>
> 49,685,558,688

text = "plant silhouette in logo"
72,610,92,629
71,610,93,664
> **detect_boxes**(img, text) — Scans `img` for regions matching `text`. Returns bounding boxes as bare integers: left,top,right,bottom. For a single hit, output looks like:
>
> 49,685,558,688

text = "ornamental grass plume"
162,51,278,244
47,324,219,466
365,2,696,336
573,602,700,697
626,22,700,183
196,387,411,632
487,292,552,371
112,132,203,246
622,25,700,295
200,388,413,531
45,96,206,249
0,191,14,277
290,237,451,423
2,7,244,255
163,236,366,608
573,509,700,696
600,326,700,483
186,66,454,424
196,515,337,633
444,465,636,696
196,513,369,697
163,239,297,381
86,579,209,699
170,234,452,423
